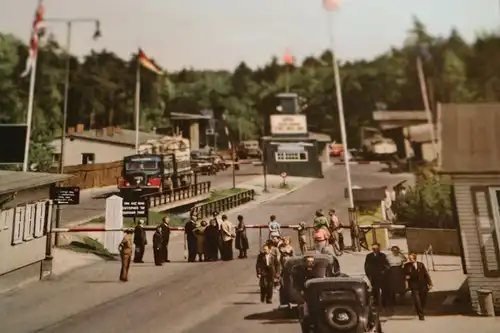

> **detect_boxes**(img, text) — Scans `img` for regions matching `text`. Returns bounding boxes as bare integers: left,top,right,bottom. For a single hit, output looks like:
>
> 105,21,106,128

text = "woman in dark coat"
235,215,249,258
204,219,220,261
386,245,407,305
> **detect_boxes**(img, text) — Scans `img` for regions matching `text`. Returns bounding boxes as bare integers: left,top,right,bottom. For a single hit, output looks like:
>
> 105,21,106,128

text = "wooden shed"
439,103,500,313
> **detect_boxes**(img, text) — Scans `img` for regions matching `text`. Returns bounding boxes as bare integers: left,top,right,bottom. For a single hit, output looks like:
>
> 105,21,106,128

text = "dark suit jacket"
152,231,163,250
364,252,389,281
404,261,432,290
133,226,147,246
160,223,170,244
256,253,279,278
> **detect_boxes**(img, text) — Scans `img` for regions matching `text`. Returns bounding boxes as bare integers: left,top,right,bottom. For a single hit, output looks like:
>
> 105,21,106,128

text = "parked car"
241,140,262,159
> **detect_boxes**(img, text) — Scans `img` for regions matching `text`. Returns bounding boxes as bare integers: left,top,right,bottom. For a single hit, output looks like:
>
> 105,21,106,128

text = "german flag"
138,48,163,74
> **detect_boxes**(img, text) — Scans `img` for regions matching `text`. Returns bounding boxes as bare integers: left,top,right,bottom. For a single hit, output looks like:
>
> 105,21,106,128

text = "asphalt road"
59,164,261,225
0,164,413,333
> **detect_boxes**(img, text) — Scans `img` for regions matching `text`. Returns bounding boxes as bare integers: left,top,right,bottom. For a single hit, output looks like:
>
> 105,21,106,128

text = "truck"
118,135,194,198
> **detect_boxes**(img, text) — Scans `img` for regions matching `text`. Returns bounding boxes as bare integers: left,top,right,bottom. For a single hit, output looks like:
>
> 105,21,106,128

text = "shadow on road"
244,307,299,325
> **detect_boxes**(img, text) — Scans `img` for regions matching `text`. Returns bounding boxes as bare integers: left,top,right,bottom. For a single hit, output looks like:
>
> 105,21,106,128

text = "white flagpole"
134,62,141,153
22,54,39,172
324,1,354,208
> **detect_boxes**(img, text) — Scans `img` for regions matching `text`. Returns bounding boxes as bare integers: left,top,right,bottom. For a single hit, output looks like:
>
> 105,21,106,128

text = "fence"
141,182,211,208
190,189,255,219
51,160,122,189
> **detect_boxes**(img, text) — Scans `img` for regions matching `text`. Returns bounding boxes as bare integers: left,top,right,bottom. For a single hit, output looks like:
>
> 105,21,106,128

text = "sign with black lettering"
50,186,80,205
122,200,148,218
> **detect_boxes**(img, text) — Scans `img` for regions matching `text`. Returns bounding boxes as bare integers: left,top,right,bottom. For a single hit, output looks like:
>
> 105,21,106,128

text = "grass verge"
358,206,389,249
207,187,247,202
60,236,117,261
87,211,187,228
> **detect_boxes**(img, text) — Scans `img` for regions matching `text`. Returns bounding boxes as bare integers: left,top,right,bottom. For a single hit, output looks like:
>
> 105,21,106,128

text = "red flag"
323,0,341,11
138,48,163,74
283,50,295,65
21,0,45,77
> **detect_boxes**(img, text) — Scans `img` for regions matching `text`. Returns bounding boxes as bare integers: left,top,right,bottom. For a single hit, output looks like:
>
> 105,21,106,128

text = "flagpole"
22,54,39,172
285,65,290,92
134,60,141,153
326,10,354,208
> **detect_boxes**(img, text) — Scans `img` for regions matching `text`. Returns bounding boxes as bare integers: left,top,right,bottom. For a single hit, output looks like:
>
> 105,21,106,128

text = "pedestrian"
266,238,281,264
328,209,343,253
296,221,308,254
184,215,198,262
364,243,390,308
220,214,235,261
133,219,147,263
313,209,329,230
256,244,279,304
279,236,295,268
204,219,219,261
160,216,171,262
313,225,330,253
210,211,224,260
152,226,163,266
386,245,407,305
118,230,133,282
404,253,433,320
235,215,249,258
349,218,361,252
193,220,208,262
268,215,280,239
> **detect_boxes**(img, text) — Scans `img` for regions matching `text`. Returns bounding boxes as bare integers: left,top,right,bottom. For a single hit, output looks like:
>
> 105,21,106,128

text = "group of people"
364,243,434,320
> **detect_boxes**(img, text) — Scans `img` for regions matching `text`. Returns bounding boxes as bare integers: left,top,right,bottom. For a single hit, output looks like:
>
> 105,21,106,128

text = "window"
275,151,308,162
81,153,95,165
52,153,61,163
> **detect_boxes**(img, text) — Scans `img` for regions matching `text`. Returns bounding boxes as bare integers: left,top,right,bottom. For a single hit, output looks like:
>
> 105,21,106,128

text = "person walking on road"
268,215,280,239
296,221,308,254
160,216,171,262
204,219,220,261
328,209,343,253
193,220,208,262
386,245,407,305
364,243,390,308
235,215,249,258
220,214,235,261
313,225,330,253
133,219,147,263
404,253,433,321
184,215,198,262
118,230,133,282
256,244,279,304
313,209,329,230
152,226,163,266
278,236,295,268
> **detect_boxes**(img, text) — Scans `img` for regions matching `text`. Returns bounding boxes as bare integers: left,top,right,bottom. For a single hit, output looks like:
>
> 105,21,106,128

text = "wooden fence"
51,161,122,189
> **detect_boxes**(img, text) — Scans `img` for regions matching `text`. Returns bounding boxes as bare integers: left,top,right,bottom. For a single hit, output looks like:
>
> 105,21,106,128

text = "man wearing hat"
119,229,134,281
133,219,147,263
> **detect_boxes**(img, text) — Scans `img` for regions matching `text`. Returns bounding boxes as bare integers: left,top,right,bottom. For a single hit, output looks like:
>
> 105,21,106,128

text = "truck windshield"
124,156,161,172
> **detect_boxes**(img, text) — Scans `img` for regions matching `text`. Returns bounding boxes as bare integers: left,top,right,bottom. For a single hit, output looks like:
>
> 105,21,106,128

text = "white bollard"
104,195,124,254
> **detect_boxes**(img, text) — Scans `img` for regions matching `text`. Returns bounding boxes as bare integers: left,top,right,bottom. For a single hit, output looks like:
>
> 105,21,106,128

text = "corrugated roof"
373,110,427,122
440,103,500,173
0,171,72,195
70,129,162,147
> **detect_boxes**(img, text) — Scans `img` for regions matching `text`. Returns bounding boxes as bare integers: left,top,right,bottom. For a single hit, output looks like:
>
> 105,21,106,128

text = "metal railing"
422,244,436,271
190,189,255,219
140,181,211,208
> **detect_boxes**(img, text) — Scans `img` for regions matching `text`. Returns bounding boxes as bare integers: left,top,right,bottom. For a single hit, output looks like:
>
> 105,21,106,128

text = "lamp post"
47,18,101,248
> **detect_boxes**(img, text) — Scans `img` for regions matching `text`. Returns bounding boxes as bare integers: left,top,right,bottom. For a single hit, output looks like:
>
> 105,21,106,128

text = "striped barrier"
333,161,383,166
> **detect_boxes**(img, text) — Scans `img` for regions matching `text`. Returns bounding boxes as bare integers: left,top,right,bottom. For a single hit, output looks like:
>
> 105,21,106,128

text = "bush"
393,174,454,229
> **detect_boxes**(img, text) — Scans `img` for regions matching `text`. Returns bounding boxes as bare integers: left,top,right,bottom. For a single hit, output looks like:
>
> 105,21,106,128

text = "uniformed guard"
313,209,329,230
133,219,147,263
118,230,134,281
256,244,279,304
160,216,171,262
152,226,163,266
296,221,308,254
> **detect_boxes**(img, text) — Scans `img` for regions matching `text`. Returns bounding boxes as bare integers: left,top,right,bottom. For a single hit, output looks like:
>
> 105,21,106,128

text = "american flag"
21,0,45,77
323,0,341,11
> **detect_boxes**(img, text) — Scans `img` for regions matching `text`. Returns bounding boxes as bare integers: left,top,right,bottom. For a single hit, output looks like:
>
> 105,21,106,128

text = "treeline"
1,17,500,170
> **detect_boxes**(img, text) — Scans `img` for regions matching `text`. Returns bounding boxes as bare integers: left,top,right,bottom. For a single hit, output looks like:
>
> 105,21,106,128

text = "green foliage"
2,18,500,169
394,174,454,229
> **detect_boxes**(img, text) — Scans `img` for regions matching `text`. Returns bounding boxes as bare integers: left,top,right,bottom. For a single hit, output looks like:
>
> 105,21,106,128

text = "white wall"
50,138,135,166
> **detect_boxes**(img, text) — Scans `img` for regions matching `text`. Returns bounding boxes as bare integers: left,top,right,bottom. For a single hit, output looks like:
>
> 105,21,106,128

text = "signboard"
0,124,27,164
270,114,307,135
50,186,80,205
122,200,149,218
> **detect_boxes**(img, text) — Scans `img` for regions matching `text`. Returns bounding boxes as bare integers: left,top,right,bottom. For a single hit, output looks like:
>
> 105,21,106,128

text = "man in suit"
404,253,433,320
210,211,223,259
220,214,235,261
256,245,279,303
152,226,163,266
160,216,171,262
184,215,198,262
133,219,147,263
364,243,389,307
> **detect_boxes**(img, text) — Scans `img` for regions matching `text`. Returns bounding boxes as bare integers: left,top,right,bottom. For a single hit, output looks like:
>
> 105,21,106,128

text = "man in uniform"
118,229,134,281
184,214,198,262
313,209,329,230
160,216,171,262
133,219,147,263
256,244,279,303
364,243,390,308
404,253,433,320
152,226,163,266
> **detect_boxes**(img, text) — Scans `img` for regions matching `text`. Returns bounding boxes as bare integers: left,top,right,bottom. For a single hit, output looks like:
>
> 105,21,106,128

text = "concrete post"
189,121,200,150
104,195,123,254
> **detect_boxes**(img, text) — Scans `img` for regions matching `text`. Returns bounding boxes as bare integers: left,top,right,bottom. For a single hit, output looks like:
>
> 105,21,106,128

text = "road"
60,164,262,225
0,164,417,333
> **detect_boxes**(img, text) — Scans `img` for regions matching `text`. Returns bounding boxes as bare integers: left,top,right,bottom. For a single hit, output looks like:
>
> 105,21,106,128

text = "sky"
0,0,498,71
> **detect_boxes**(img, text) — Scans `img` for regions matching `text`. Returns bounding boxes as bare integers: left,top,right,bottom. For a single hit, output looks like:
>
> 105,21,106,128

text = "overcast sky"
1,0,498,71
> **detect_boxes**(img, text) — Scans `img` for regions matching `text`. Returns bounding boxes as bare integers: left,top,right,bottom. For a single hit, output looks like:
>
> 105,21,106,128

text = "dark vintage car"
280,254,341,307
191,150,216,175
298,277,382,333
